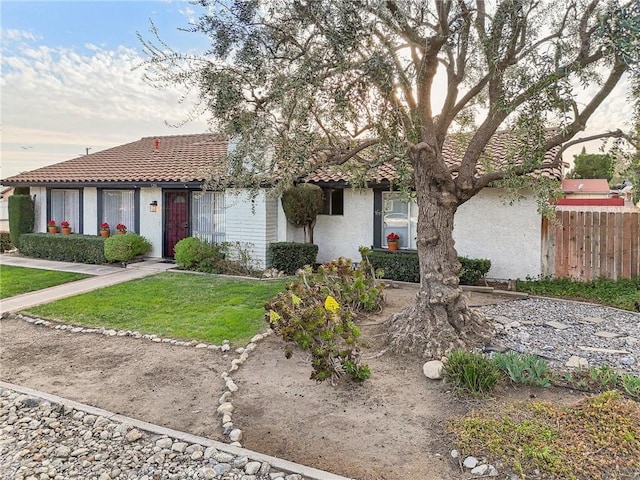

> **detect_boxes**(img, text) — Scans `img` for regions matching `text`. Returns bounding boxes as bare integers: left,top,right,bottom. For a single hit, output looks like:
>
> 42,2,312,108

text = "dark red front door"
164,191,189,257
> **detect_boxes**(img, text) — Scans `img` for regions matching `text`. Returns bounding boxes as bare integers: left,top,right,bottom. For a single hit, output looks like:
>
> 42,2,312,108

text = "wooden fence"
541,207,640,281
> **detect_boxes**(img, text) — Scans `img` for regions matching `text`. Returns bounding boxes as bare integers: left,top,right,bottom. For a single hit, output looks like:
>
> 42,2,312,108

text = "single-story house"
557,178,625,207
1,133,562,279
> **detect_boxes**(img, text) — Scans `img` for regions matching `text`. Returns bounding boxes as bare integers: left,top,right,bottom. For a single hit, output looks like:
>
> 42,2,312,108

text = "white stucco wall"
139,187,163,258
224,188,275,268
453,188,541,280
313,188,374,264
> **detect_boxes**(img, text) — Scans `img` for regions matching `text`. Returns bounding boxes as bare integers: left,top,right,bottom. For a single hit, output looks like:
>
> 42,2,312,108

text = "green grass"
25,273,286,346
517,276,640,311
0,265,92,299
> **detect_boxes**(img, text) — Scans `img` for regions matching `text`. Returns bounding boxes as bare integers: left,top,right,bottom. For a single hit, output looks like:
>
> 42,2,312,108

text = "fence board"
541,208,639,281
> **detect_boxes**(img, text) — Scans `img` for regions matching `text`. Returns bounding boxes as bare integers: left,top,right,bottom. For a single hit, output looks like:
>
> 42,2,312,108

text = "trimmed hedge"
0,232,13,252
362,250,491,285
8,195,35,247
268,242,319,274
174,236,226,273
19,233,107,264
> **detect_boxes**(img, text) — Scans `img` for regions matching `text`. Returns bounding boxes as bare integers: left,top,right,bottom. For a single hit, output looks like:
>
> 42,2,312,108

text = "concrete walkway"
0,255,174,314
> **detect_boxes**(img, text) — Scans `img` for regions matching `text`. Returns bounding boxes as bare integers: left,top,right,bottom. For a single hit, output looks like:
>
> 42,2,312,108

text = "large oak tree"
142,0,639,357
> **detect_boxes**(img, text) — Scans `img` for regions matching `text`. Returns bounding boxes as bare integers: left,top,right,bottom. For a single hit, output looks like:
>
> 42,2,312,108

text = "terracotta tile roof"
2,134,228,185
562,179,610,194
306,130,562,184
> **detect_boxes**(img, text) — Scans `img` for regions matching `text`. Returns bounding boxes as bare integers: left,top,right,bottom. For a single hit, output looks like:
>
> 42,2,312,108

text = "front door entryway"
164,190,189,257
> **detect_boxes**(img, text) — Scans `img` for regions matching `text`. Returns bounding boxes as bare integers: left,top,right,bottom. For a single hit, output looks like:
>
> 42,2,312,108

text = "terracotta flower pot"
100,230,110,238
387,241,399,251
116,230,126,235
48,226,58,234
61,227,72,235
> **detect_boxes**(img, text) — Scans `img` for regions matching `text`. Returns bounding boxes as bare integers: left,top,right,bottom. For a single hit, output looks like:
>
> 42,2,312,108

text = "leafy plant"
281,184,324,243
265,258,383,383
174,237,226,273
104,233,152,263
493,352,551,387
517,276,640,312
443,349,501,395
0,232,13,252
621,374,640,400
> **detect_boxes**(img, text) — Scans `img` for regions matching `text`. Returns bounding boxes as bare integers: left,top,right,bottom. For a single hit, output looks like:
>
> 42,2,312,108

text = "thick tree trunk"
386,150,493,359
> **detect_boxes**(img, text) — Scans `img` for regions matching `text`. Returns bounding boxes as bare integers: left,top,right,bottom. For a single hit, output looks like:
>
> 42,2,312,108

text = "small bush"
264,258,383,383
19,233,107,264
0,232,13,251
268,242,318,274
493,352,551,387
8,194,35,247
443,349,501,395
174,237,226,273
104,233,152,263
362,250,491,284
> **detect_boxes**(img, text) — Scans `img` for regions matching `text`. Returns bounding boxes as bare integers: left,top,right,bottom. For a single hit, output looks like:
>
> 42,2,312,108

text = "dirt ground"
0,285,580,480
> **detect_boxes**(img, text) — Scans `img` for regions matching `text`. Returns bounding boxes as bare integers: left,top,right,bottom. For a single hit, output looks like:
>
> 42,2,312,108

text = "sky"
0,1,636,181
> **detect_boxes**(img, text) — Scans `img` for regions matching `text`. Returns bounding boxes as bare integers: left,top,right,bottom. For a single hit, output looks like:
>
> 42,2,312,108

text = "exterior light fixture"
150,200,158,213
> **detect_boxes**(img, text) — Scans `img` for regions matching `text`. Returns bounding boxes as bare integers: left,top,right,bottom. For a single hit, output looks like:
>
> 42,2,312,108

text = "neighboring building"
558,179,624,206
1,132,561,279
0,187,14,231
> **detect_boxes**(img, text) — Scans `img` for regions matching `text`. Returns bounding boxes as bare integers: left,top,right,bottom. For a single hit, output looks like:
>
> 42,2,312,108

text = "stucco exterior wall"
453,188,541,280
139,187,163,258
314,188,374,264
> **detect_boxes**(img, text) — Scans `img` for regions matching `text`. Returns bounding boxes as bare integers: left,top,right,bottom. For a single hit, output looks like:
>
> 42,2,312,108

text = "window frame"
320,187,344,216
47,188,83,233
97,188,140,233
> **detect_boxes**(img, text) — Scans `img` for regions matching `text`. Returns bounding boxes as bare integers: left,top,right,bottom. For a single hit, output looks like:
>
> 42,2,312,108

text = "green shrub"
104,233,152,263
8,194,35,247
268,242,319,274
174,237,226,273
458,257,492,285
493,352,551,387
19,233,107,264
443,349,501,395
264,258,383,383
0,232,13,252
362,250,491,285
281,184,324,243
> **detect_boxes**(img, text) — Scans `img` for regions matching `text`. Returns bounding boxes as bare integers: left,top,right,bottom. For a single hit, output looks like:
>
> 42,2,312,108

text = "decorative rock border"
3,313,274,447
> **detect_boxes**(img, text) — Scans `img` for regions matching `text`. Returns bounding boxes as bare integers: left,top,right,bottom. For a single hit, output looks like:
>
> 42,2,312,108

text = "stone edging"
0,381,354,480
3,313,271,448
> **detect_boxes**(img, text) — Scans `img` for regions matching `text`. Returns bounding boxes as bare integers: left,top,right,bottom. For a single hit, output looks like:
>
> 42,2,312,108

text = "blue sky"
1,0,209,179
0,1,636,180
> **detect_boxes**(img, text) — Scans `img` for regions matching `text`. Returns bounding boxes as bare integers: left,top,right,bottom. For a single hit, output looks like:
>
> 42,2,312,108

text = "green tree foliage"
568,148,615,181
281,184,324,243
8,194,35,247
142,0,640,357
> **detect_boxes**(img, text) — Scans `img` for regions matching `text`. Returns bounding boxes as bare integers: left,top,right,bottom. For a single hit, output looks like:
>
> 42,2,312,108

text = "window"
102,190,135,233
192,191,225,243
382,192,418,249
50,189,80,232
321,188,344,215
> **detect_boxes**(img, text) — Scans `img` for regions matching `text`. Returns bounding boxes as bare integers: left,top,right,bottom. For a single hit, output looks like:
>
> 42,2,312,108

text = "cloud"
0,28,41,42
1,34,208,179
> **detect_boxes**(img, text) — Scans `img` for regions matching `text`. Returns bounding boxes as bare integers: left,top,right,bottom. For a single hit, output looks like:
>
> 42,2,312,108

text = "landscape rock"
422,360,444,380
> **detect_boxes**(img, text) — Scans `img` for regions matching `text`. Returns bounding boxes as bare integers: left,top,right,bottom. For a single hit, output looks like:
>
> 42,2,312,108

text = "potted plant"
60,220,72,235
100,222,110,238
386,232,400,251
116,223,127,235
47,220,58,234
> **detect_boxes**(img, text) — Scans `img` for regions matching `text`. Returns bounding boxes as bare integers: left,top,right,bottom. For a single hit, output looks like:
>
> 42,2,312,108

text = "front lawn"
25,273,287,346
0,266,92,299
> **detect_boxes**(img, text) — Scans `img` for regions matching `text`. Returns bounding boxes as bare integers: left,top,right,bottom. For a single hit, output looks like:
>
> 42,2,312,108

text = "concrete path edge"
0,381,354,480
